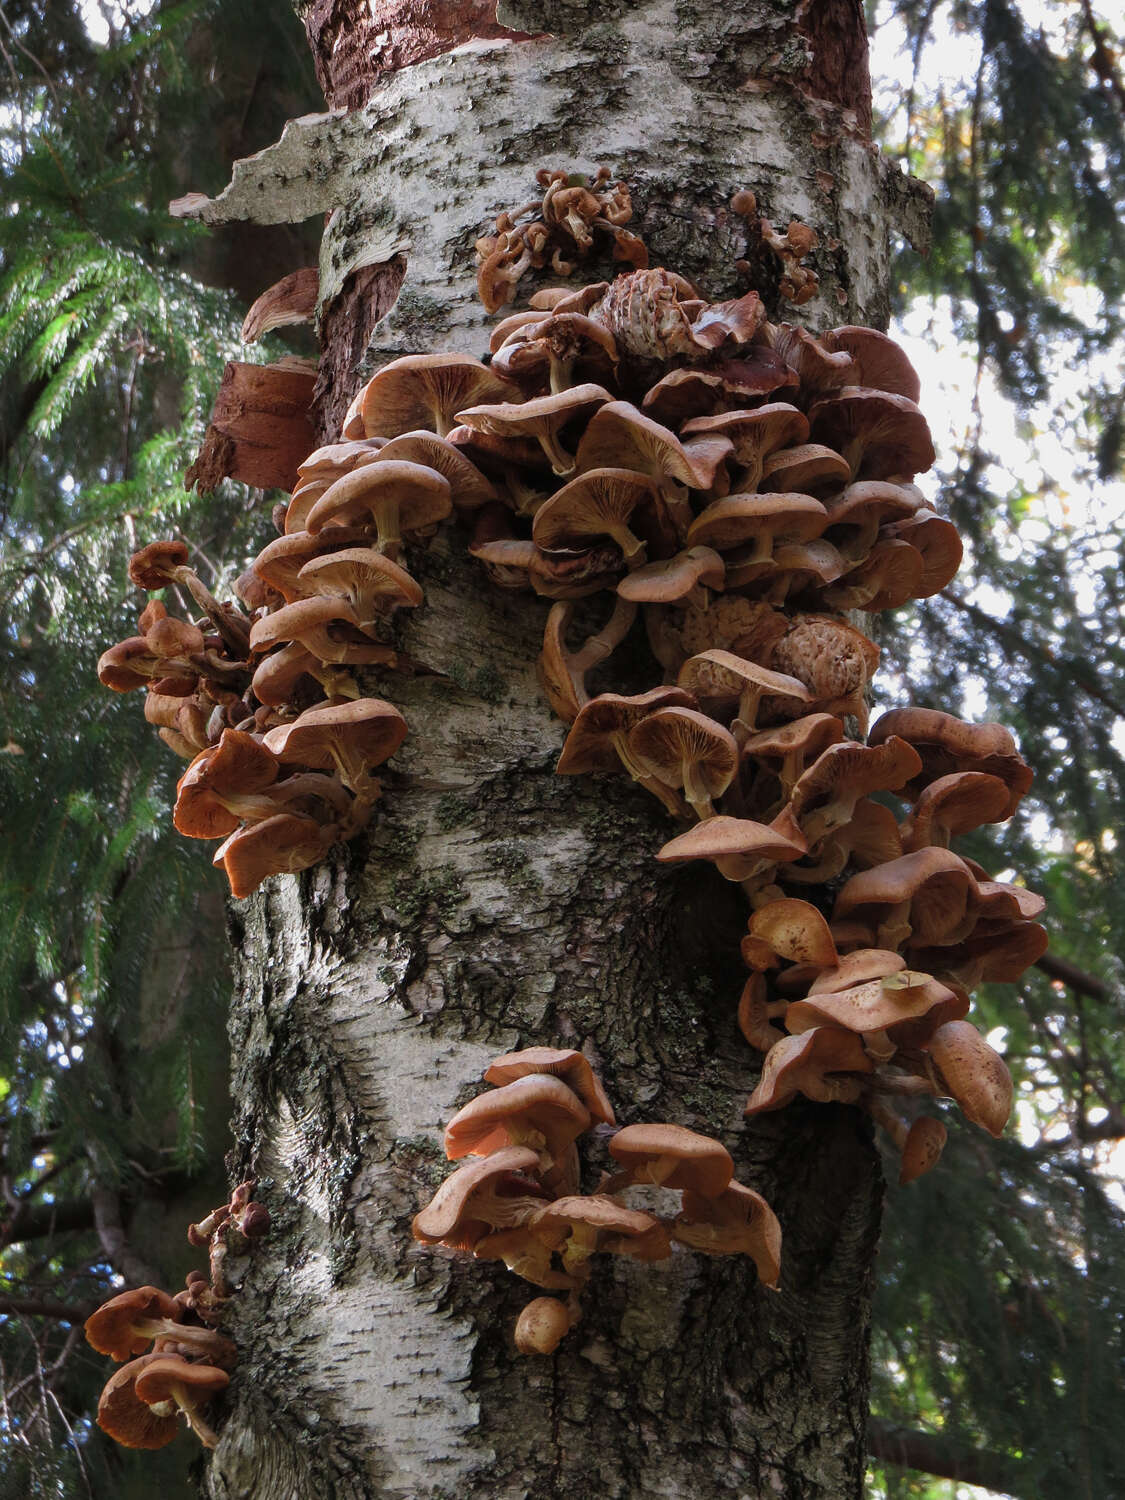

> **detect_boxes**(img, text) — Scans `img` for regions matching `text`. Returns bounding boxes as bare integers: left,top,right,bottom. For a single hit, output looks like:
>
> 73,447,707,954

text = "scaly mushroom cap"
86,1287,181,1362
97,1355,180,1449
927,1020,1013,1136
444,1075,591,1167
412,1146,547,1248
607,1122,733,1197
745,1028,874,1113
767,615,879,722
868,708,1033,817
485,1048,615,1125
358,354,518,438
673,1182,782,1287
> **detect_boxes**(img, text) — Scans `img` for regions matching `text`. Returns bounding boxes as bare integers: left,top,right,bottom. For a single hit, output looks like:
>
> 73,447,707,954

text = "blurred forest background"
0,1,1121,1495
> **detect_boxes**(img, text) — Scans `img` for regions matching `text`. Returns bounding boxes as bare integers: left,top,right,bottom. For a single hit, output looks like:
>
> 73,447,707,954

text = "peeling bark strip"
185,361,316,493
188,4,930,1496
300,0,540,109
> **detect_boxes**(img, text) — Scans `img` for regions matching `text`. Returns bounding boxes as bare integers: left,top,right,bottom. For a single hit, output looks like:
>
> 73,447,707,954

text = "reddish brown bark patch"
185,361,316,494
794,0,872,139
313,257,408,443
303,0,539,110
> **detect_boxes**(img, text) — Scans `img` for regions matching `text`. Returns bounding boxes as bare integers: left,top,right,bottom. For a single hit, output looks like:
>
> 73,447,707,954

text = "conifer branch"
941,587,1125,720
867,1417,1033,1494
0,1293,96,1324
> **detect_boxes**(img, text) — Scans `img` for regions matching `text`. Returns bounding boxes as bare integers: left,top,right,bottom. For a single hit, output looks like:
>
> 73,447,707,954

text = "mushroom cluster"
86,1180,266,1450
422,248,1044,1182
412,1047,780,1353
475,166,645,313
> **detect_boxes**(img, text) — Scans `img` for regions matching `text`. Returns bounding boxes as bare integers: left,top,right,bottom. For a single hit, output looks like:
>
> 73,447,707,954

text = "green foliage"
0,0,318,1491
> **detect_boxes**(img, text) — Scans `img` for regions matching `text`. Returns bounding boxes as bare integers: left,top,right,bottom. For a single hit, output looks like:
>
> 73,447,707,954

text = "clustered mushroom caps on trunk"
412,1046,781,1353
86,1180,268,1450
95,169,1048,1365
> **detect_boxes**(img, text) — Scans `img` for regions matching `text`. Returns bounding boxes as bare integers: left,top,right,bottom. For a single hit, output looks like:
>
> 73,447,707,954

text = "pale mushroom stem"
372,499,403,559
660,480,695,541
170,1385,220,1449
309,665,361,701
610,732,690,818
129,1317,231,1358
172,567,252,658
536,430,577,476
572,599,637,675
682,764,716,821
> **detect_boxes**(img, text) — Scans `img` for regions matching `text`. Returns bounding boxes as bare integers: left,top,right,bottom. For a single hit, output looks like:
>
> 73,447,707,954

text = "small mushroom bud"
514,1297,572,1355
238,1202,271,1239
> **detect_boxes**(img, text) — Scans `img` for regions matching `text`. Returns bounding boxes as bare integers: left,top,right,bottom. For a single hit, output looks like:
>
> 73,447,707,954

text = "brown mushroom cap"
833,847,979,950
128,540,191,591
458,385,613,475
359,354,519,438
86,1287,181,1362
687,493,828,557
787,737,923,847
444,1074,591,1168
297,548,424,623
263,698,407,793
741,898,838,971
626,706,739,816
821,327,922,402
514,1297,572,1355
134,1355,229,1402
303,459,452,554
808,389,936,481
657,814,807,882
374,430,497,510
673,1182,782,1287
173,730,282,840
927,1020,1013,1136
485,1048,615,1125
868,708,1033,817
901,771,1012,852
576,400,730,493
607,1122,733,1197
784,972,967,1046
97,1354,181,1449
532,467,662,566
898,1116,948,1185
412,1146,546,1247
251,526,374,603
745,1028,874,1113
531,1194,664,1257
213,812,337,899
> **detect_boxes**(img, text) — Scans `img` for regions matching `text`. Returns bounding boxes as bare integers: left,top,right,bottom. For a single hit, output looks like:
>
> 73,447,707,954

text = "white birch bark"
177,5,932,1496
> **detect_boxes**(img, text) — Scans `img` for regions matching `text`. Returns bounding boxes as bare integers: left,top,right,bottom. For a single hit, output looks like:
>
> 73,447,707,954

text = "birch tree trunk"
181,4,932,1496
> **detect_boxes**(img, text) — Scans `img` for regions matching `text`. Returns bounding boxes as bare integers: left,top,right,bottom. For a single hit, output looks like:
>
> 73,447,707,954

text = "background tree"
0,0,1121,1496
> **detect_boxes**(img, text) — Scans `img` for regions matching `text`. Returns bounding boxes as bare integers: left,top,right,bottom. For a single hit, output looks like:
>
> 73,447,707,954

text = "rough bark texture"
179,5,931,1496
